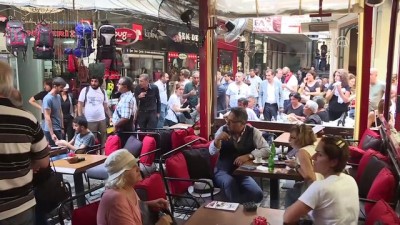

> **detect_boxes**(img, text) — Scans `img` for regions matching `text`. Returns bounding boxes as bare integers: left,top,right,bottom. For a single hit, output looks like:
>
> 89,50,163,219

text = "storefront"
217,39,238,74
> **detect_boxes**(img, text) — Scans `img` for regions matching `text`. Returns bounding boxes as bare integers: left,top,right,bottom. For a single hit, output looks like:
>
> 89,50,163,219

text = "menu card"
205,201,239,211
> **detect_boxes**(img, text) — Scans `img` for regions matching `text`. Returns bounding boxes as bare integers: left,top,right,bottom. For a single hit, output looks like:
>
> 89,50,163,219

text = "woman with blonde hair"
285,124,321,207
325,69,351,121
97,149,172,225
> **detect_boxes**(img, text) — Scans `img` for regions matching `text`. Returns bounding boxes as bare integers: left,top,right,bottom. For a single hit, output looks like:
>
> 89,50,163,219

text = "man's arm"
44,108,54,135
155,86,161,114
103,102,112,119
77,101,84,116
29,96,42,110
251,128,270,158
209,126,225,155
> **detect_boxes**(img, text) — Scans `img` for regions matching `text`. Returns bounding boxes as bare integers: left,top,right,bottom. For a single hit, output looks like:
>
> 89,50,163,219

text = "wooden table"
274,132,291,147
49,147,68,157
53,154,107,206
234,161,302,209
184,204,285,225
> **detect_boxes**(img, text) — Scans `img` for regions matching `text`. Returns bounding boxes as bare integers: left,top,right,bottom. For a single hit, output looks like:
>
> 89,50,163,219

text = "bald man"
369,68,385,111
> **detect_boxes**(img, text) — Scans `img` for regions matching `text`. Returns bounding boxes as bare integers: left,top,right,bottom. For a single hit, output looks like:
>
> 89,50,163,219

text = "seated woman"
165,83,191,126
285,124,321,207
97,149,172,225
314,97,329,122
283,136,359,225
367,99,394,129
284,93,304,118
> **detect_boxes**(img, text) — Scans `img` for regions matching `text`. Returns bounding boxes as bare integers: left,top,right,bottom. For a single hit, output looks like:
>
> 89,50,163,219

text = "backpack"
5,20,28,57
83,86,106,107
74,22,94,58
33,23,54,59
96,24,116,70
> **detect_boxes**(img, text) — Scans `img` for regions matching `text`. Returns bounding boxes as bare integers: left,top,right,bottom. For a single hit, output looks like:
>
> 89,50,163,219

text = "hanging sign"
115,28,139,46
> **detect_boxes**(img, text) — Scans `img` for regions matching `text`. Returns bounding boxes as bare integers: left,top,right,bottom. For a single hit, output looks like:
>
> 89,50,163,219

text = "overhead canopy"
0,0,359,19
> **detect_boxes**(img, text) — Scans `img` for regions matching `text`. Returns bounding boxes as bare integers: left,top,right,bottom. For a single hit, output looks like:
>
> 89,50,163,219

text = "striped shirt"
0,98,49,220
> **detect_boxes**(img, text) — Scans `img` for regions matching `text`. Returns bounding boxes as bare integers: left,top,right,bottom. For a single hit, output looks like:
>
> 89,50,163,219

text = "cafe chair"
365,199,400,225
357,164,399,221
347,129,383,163
57,184,104,225
160,138,223,218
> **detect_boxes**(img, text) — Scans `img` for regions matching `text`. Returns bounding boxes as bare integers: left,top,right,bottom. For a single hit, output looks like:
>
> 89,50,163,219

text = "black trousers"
137,110,158,130
263,103,278,121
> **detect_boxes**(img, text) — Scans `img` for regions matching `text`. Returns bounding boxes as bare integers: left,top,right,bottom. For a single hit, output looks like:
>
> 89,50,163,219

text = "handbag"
33,159,71,213
88,62,105,78
78,60,89,82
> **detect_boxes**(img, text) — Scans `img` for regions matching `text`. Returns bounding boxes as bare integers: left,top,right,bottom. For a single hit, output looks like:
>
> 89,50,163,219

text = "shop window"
218,50,233,73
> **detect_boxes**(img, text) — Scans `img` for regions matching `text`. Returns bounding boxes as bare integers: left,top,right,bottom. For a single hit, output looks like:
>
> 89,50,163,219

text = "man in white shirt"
258,69,284,121
154,73,169,128
77,77,111,151
282,67,298,110
369,68,386,111
245,69,262,103
226,72,250,108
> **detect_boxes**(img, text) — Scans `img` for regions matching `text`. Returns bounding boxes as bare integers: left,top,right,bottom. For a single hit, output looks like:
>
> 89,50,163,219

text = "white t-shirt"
78,87,108,122
299,173,359,225
226,82,250,108
246,108,259,121
247,75,262,97
266,82,276,104
165,94,181,123
283,75,298,100
154,80,168,104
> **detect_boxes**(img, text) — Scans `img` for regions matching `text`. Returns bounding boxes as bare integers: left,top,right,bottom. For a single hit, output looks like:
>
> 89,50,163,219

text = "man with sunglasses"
209,107,270,203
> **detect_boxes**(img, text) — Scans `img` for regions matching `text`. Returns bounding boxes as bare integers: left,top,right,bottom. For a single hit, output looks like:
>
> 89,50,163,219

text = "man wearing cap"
97,149,172,225
209,107,270,203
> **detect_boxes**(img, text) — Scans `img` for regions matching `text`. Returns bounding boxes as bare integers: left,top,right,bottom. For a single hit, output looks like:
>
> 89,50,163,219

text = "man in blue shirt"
42,77,66,146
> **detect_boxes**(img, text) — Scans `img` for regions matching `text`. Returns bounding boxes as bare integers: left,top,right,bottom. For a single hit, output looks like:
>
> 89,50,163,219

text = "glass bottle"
268,142,276,172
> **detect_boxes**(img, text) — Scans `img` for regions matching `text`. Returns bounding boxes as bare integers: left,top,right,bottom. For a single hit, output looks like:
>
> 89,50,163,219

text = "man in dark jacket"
134,74,161,129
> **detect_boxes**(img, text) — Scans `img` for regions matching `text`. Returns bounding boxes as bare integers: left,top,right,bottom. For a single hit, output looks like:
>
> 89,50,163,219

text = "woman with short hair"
284,136,359,225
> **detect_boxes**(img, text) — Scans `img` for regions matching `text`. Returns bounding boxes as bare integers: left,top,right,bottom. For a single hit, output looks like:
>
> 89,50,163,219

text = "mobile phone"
240,165,257,170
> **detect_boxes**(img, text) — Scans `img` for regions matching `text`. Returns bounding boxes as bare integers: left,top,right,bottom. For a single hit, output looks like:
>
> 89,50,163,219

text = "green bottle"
268,142,276,172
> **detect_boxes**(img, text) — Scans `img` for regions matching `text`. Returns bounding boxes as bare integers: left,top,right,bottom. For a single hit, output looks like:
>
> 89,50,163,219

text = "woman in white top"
165,83,191,126
284,136,359,225
285,124,320,207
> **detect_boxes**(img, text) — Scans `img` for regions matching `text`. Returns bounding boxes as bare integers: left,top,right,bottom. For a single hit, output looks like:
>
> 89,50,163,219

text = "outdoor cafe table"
234,161,303,209
184,204,285,225
52,154,107,206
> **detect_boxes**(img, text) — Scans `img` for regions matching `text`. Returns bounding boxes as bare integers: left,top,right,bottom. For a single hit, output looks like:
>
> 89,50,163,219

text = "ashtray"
66,156,85,164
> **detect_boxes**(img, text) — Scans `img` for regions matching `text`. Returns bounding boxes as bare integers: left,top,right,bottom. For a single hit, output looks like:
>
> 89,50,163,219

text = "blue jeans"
0,206,35,225
214,169,263,203
44,130,62,146
157,103,167,128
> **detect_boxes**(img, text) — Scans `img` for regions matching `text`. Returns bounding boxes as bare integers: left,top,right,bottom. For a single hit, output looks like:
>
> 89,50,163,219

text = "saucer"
253,159,268,164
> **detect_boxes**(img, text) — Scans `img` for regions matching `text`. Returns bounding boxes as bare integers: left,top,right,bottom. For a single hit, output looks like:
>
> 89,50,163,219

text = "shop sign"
178,53,187,59
115,28,138,45
132,24,143,40
178,32,199,42
143,28,163,40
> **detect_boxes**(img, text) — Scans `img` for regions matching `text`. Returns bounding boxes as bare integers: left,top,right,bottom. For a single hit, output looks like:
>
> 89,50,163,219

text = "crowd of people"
217,67,396,127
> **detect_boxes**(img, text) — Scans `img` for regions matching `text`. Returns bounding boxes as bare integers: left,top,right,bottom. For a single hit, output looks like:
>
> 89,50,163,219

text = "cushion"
182,148,214,179
348,146,366,164
165,152,192,194
105,135,121,156
365,168,396,214
71,201,100,225
86,163,108,180
123,135,143,157
356,149,387,182
135,172,166,201
139,163,157,178
171,129,188,149
139,136,157,166
360,129,382,151
366,199,400,225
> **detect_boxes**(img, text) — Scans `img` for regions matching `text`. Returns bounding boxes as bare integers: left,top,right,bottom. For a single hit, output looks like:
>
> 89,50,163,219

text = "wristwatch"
248,154,254,160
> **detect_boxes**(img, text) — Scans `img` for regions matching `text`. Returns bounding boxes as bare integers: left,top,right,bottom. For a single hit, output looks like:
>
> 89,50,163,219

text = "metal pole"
383,0,398,120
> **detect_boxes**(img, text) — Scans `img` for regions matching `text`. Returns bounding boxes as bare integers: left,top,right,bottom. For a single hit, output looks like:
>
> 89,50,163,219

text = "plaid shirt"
112,91,137,126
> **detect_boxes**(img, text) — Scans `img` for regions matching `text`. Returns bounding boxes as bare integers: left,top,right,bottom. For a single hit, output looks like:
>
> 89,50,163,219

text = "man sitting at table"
56,116,95,152
209,107,270,203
